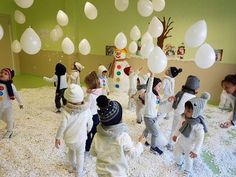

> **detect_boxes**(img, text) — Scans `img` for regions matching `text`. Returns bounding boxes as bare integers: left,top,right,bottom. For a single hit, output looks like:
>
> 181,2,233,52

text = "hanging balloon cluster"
184,20,215,69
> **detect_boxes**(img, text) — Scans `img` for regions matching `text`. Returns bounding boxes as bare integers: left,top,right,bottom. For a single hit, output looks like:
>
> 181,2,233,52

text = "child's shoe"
68,166,77,173
136,120,142,124
144,141,150,146
182,170,191,177
55,108,61,113
150,146,163,155
3,131,13,139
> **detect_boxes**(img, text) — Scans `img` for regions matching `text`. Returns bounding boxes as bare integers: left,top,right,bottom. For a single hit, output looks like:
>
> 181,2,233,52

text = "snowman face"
0,70,10,81
114,49,126,60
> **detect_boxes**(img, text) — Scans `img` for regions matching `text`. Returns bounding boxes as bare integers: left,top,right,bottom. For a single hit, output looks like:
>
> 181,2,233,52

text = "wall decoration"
164,44,176,57
105,45,115,56
214,49,223,61
157,17,174,49
177,43,185,59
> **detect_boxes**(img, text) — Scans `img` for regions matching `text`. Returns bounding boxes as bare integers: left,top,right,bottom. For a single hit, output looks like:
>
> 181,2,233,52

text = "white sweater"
43,74,68,90
55,105,93,145
69,70,81,85
143,77,158,118
0,83,22,111
174,117,205,155
162,76,175,97
91,123,143,177
129,71,140,91
99,76,110,95
86,88,103,115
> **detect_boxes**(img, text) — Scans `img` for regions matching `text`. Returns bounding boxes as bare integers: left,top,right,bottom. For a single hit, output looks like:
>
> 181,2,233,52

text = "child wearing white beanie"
55,84,93,177
98,65,110,95
69,61,85,85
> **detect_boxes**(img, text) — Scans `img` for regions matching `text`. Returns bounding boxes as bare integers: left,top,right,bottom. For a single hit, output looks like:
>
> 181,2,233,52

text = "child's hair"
84,71,100,89
185,101,193,110
221,74,236,86
146,77,161,96
55,63,66,75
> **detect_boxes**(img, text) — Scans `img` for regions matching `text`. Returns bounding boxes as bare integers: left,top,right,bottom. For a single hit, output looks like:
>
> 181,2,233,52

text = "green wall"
0,0,236,63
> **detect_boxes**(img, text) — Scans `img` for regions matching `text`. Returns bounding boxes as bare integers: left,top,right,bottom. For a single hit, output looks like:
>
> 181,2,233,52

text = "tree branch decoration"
157,17,174,49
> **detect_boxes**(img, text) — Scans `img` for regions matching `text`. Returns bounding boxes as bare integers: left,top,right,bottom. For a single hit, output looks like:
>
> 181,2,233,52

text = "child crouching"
91,95,144,177
55,84,93,177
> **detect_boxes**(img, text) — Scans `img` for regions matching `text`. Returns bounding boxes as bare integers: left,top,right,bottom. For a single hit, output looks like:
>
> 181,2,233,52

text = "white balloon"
50,29,60,42
79,39,91,55
152,0,165,12
141,32,153,45
55,25,63,38
140,41,154,58
114,32,127,49
195,43,215,69
0,25,4,40
57,10,69,26
20,27,41,55
11,40,22,53
84,2,98,20
61,37,74,55
14,10,26,24
128,41,138,54
130,25,141,41
115,0,129,12
14,0,34,8
148,16,163,38
137,0,153,17
147,46,167,73
185,20,207,48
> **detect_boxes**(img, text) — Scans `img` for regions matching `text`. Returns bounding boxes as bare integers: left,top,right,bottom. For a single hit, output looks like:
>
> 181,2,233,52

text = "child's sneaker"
145,141,150,146
68,166,77,173
3,131,13,139
150,146,163,155
166,143,174,151
136,120,142,124
55,109,61,113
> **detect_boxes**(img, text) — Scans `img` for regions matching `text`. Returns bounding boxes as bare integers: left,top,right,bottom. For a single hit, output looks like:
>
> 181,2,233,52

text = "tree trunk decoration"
157,17,174,49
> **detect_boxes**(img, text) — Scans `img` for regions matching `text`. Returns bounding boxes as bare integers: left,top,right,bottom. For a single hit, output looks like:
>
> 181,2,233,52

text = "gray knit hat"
189,92,211,118
185,75,200,91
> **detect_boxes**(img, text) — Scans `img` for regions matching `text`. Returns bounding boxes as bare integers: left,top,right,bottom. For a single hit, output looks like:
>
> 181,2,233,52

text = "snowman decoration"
109,48,130,92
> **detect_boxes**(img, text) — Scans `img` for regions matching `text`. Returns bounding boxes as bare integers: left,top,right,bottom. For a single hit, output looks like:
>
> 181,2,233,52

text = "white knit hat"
64,84,84,103
98,65,108,76
74,62,84,71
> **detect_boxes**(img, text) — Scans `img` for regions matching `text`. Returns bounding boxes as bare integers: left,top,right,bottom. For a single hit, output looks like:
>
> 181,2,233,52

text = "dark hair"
221,74,236,86
84,71,100,89
146,77,162,96
185,101,193,110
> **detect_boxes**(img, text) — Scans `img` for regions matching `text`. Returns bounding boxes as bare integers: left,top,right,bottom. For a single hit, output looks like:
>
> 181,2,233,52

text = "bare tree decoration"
157,17,174,49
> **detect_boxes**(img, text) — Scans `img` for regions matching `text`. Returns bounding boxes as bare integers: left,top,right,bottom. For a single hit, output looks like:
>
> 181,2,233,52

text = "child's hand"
55,139,61,149
19,105,23,109
43,76,47,80
189,151,197,158
220,121,232,128
138,135,146,144
172,136,177,142
168,96,175,102
107,92,110,95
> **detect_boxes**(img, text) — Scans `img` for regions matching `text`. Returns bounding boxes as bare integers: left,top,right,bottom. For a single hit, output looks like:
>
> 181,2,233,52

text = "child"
124,66,142,111
55,84,93,176
167,75,200,151
43,63,68,113
91,95,144,177
172,92,210,177
162,67,182,119
69,61,84,85
0,68,23,138
219,90,235,111
133,73,149,124
142,72,167,155
84,71,103,152
98,65,110,95
219,74,236,128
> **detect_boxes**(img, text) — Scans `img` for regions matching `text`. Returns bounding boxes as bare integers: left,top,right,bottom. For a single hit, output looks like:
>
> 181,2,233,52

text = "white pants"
67,142,86,177
0,107,13,131
174,141,193,172
169,113,182,144
128,89,136,110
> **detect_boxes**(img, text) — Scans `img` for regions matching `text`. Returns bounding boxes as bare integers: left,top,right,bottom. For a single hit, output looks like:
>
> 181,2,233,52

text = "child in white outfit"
55,84,93,177
69,61,84,85
123,66,142,111
162,67,182,119
98,65,110,95
43,63,68,113
167,75,200,151
0,68,23,138
91,95,144,177
173,92,210,177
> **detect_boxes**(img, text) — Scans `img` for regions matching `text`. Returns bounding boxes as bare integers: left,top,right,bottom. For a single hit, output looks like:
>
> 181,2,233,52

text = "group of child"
0,61,235,177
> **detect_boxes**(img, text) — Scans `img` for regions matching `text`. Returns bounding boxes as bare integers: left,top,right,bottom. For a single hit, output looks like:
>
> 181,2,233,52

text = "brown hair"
84,71,100,89
221,74,236,86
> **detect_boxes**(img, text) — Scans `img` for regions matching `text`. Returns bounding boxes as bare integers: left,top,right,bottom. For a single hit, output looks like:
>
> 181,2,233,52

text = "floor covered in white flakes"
0,87,235,177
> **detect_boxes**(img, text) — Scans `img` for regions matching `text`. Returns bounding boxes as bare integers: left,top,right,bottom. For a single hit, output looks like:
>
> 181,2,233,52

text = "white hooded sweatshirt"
91,123,143,177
